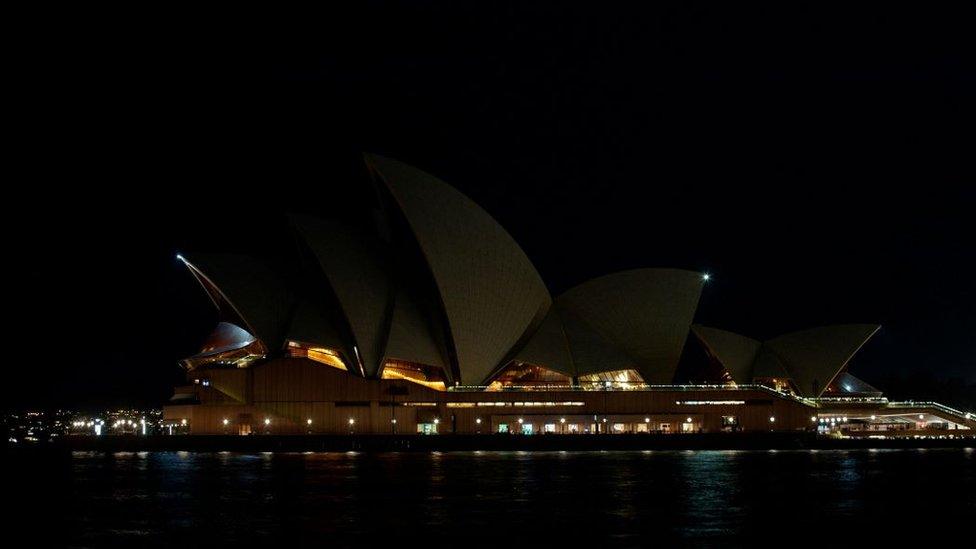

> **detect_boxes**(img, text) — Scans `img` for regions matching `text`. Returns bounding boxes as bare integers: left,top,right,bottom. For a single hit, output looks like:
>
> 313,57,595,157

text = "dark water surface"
5,448,973,547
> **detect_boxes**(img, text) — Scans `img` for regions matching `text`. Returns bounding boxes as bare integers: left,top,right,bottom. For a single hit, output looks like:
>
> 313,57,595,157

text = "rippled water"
5,448,974,547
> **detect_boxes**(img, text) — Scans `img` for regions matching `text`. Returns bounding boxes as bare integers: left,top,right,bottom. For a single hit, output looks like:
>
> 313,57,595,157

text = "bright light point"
686,417,692,423
391,418,397,424
560,418,566,423
702,273,711,281
433,418,439,424
517,418,524,424
264,418,270,425
348,418,355,425
176,254,185,262
222,419,229,426
475,418,481,424
306,419,313,425
811,416,817,422
870,415,876,420
769,416,776,423
645,417,650,423
918,415,924,420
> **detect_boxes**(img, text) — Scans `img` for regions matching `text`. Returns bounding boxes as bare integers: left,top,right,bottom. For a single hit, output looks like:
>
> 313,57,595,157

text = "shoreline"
6,433,975,452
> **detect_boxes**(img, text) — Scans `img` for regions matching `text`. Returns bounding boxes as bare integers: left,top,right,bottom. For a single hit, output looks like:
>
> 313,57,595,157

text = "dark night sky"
7,3,974,409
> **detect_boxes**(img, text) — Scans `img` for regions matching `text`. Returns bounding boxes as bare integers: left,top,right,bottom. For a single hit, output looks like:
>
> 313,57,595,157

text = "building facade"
163,155,975,437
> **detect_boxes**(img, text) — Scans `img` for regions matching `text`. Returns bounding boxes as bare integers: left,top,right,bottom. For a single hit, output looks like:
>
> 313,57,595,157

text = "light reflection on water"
4,449,974,547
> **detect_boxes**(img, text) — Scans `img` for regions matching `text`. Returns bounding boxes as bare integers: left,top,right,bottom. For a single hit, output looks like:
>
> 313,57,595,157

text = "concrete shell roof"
367,154,552,385
291,215,394,377
765,324,880,397
512,309,576,377
692,323,881,397
190,321,257,358
285,301,348,359
556,269,704,384
557,306,639,376
691,325,762,384
180,253,296,352
750,345,791,380
384,285,449,373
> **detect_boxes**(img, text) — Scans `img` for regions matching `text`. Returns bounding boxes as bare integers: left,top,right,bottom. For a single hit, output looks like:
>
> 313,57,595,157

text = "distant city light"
702,273,711,281
559,418,566,423
264,418,271,425
181,419,187,426
918,415,924,420
222,418,229,426
769,416,776,423
811,416,817,422
391,418,398,424
306,419,313,425
433,418,440,425
517,418,524,424
475,418,481,424
686,417,692,423
348,418,355,425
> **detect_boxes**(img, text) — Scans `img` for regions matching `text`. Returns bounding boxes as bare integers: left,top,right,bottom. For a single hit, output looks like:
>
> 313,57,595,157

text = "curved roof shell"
384,285,450,374
691,323,880,397
285,301,349,357
291,215,395,377
691,325,762,384
512,309,576,377
556,269,704,384
367,154,552,385
180,253,296,352
765,324,880,397
193,321,257,357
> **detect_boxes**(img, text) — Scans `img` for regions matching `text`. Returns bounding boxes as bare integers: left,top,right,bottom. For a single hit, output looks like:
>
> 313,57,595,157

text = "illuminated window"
381,359,447,391
544,423,556,433
285,341,347,371
487,361,573,390
498,423,509,433
676,400,745,405
578,369,645,389
755,377,797,395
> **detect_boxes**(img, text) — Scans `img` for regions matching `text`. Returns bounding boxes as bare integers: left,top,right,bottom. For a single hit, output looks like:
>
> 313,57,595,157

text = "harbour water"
5,448,973,547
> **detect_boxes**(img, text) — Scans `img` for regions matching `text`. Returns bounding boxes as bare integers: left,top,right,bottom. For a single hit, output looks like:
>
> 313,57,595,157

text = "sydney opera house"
163,155,975,437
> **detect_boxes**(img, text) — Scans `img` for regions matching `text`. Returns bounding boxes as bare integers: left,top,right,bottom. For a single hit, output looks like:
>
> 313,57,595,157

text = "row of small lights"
226,415,927,426
224,416,713,426
813,414,928,423
111,419,146,428
171,409,971,431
